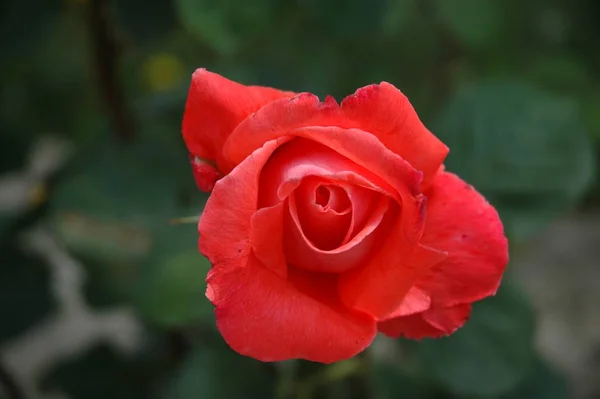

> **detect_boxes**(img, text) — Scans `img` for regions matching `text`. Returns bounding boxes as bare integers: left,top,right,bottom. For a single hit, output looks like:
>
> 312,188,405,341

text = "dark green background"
1,0,598,398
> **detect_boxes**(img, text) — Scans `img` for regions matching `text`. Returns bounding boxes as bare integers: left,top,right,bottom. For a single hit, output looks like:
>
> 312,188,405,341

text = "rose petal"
199,137,290,269
291,126,423,200
293,177,352,250
378,312,442,339
423,304,472,333
223,88,446,189
377,303,472,339
250,202,287,277
341,182,381,244
285,195,390,273
259,138,396,208
385,286,431,319
259,138,391,260
229,116,423,200
182,69,295,173
415,172,509,308
340,83,448,189
208,254,377,363
338,196,448,320
292,177,380,248
189,155,222,192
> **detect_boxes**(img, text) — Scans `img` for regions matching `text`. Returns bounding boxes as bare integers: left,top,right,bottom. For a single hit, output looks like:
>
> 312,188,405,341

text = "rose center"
315,185,330,208
314,184,351,214
291,179,352,251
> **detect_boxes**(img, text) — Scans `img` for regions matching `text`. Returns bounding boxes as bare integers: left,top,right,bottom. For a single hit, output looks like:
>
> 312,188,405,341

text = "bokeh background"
1,0,599,398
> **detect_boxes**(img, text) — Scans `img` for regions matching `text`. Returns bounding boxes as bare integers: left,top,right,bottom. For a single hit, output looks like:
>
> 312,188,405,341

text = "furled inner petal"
285,194,392,273
294,177,352,250
341,181,381,244
259,138,395,208
256,138,394,274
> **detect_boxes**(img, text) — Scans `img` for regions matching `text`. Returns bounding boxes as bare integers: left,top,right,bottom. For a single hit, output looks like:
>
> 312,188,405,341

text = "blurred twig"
87,0,135,141
0,363,25,399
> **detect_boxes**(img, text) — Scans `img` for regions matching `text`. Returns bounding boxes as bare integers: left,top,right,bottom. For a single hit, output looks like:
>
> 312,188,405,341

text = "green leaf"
175,0,274,55
528,55,590,92
416,282,535,397
0,244,55,345
301,0,387,38
433,82,595,242
52,136,198,223
166,345,276,398
582,89,600,140
51,135,206,309
434,0,504,50
381,0,419,37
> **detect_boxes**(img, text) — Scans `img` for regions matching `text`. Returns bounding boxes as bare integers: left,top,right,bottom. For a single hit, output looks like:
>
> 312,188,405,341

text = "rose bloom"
182,69,508,363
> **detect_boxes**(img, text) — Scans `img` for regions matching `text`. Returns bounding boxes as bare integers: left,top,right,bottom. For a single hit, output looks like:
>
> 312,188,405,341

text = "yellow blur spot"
29,184,48,207
143,53,185,92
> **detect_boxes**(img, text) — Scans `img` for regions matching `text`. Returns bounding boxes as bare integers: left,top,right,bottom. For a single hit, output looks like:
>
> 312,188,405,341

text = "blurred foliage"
416,282,535,396
433,82,594,241
0,242,55,345
166,343,277,398
1,0,598,398
40,344,152,399
369,282,537,398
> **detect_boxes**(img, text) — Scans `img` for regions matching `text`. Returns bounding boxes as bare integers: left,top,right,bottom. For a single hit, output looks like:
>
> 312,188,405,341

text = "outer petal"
378,312,442,339
182,69,295,175
190,155,222,191
208,254,377,363
338,197,448,320
340,83,448,189
415,172,509,308
198,137,290,267
377,303,472,339
385,286,431,319
223,88,447,189
226,98,423,198
250,203,287,277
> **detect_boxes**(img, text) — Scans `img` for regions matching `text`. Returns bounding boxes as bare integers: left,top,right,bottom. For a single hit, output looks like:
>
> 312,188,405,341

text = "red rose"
182,69,508,363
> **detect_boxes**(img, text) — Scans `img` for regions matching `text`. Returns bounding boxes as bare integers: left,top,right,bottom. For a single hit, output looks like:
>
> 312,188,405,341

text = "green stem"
275,360,299,399
295,358,364,399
